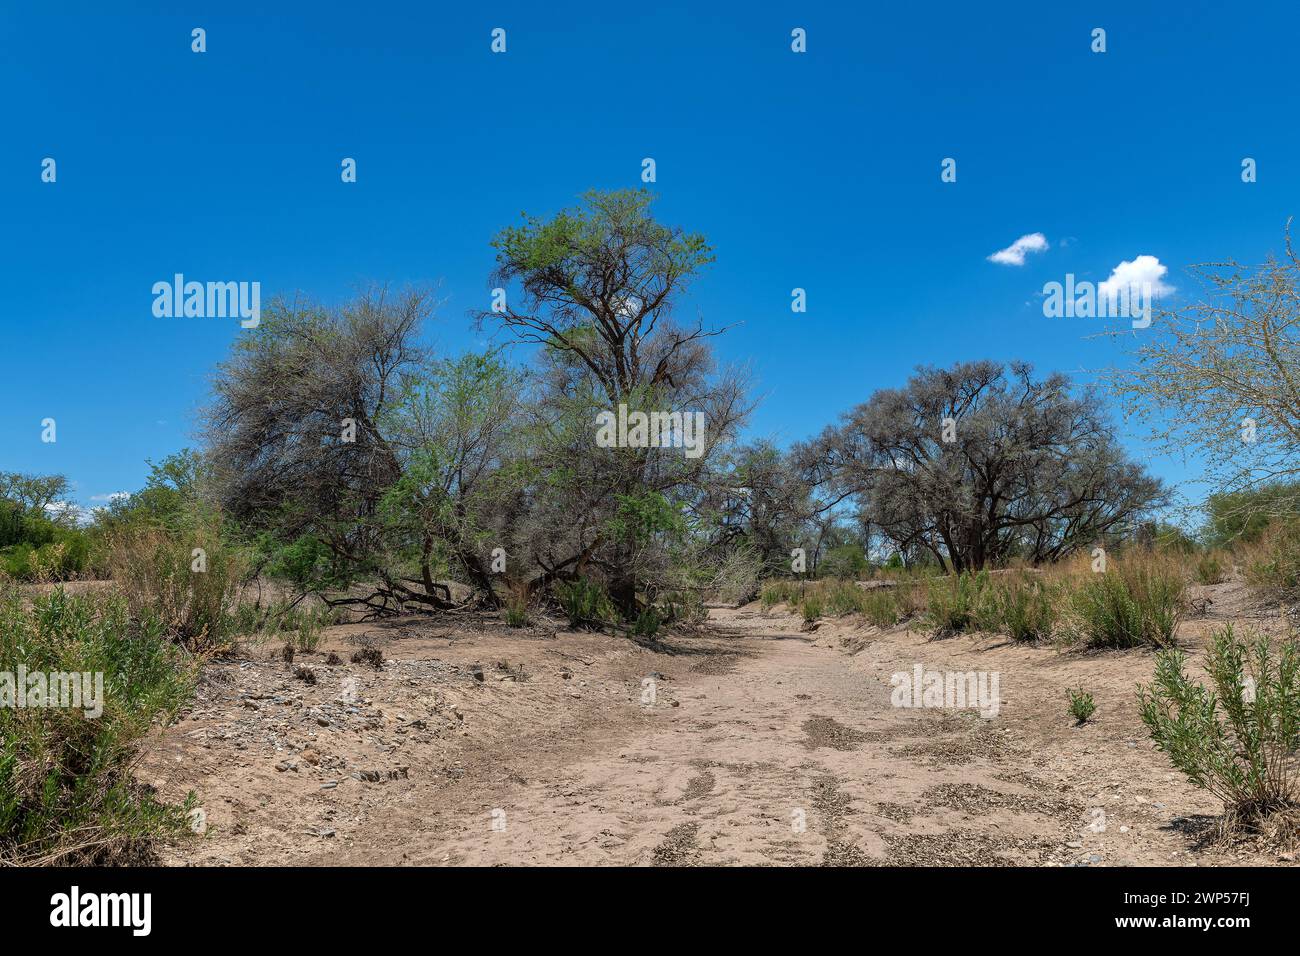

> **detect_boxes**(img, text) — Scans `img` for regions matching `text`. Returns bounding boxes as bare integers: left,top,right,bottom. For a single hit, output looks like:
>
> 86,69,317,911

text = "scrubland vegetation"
7,199,1300,862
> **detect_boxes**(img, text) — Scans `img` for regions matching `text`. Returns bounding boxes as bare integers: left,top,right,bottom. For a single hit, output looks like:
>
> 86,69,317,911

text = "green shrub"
861,588,902,628
1243,521,1300,603
925,570,989,637
633,606,662,639
1067,685,1097,724
555,577,616,629
0,526,92,583
990,574,1057,642
505,593,529,628
1139,625,1300,834
801,595,823,623
1068,554,1184,649
820,580,867,617
106,524,245,651
1196,552,1227,586
0,585,199,864
760,579,801,609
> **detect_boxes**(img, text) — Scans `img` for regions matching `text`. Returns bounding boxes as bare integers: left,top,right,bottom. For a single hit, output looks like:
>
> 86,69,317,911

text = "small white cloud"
90,491,130,503
1098,254,1174,304
988,232,1048,266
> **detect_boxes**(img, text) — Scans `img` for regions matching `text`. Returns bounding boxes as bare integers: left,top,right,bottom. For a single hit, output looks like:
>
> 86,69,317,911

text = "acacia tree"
798,360,1167,572
1106,228,1300,530
482,189,751,614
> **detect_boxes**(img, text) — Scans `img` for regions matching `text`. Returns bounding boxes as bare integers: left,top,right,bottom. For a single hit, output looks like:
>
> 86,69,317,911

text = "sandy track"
143,595,1294,867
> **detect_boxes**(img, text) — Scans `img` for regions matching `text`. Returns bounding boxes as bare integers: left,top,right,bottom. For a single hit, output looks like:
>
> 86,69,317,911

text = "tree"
0,472,72,522
798,360,1167,572
204,287,457,613
1106,227,1300,523
482,189,751,614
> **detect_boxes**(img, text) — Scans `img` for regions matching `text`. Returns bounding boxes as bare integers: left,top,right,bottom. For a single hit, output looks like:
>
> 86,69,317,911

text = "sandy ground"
140,584,1299,867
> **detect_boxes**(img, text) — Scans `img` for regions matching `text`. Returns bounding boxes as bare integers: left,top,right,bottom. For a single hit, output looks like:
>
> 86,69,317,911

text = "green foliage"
1139,625,1300,824
860,588,903,628
555,577,616,629
925,570,990,637
491,189,713,299
633,606,662,639
761,579,801,609
0,586,199,864
504,593,529,628
0,498,92,582
1196,551,1227,585
987,574,1057,642
1067,686,1097,724
606,491,687,546
1203,482,1300,548
95,450,211,535
818,543,869,581
1067,555,1184,649
1242,520,1300,603
106,522,245,651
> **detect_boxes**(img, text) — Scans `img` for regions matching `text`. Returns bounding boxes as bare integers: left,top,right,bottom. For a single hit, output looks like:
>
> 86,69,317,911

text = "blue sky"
3,1,1296,516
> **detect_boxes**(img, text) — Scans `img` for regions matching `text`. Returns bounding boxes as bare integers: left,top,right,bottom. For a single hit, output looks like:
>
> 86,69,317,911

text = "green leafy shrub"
0,509,92,582
1067,554,1184,649
633,606,662,639
1139,625,1300,837
0,585,199,864
1067,686,1097,724
555,577,616,629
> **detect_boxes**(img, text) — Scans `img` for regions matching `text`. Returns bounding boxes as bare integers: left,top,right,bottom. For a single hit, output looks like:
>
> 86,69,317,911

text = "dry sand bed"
141,588,1297,867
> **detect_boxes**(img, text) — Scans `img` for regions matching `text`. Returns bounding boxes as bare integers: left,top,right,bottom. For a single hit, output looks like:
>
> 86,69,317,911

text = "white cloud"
90,491,130,503
988,232,1048,266
1098,254,1174,303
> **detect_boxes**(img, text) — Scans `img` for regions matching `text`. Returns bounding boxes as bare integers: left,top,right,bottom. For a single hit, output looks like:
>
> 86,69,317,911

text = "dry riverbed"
141,586,1298,866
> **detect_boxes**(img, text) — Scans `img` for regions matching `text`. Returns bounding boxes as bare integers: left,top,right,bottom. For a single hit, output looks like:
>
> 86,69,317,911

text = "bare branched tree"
1105,224,1300,532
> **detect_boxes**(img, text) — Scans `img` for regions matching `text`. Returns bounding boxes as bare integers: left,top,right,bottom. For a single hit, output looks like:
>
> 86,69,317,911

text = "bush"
1196,551,1228,586
633,606,661,639
1139,625,1300,838
504,592,529,628
1067,686,1097,724
988,573,1057,642
105,524,245,651
1242,520,1300,603
555,577,616,629
861,588,903,628
0,585,199,864
1067,553,1184,649
801,595,823,623
925,570,989,637
760,579,801,609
